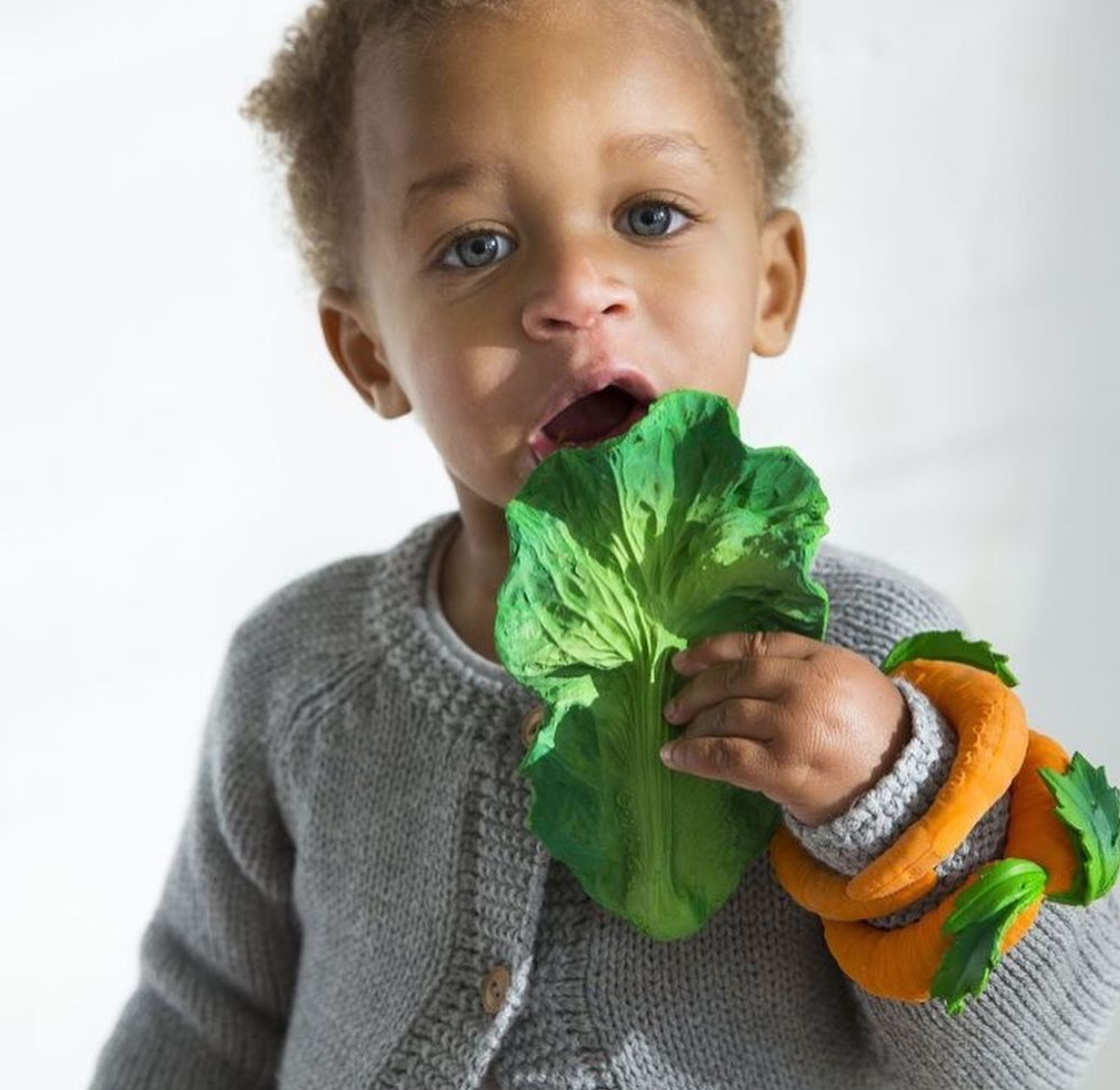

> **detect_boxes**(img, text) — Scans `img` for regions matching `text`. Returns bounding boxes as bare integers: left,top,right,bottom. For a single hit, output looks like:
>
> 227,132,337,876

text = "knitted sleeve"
86,621,300,1090
781,550,1120,1088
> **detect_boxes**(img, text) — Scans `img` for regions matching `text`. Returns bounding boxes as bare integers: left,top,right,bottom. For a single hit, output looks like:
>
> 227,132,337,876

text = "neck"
437,478,512,664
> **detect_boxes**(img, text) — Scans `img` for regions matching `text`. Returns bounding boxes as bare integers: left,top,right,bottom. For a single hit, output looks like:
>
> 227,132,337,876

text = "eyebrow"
400,130,715,228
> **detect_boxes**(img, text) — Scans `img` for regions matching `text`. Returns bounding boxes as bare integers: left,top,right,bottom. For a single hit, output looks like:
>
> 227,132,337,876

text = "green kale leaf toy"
494,388,831,940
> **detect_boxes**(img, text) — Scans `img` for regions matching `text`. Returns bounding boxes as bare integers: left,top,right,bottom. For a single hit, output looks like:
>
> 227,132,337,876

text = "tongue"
544,386,635,444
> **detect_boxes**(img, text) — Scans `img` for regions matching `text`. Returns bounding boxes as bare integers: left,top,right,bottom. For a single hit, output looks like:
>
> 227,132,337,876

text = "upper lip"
530,361,661,441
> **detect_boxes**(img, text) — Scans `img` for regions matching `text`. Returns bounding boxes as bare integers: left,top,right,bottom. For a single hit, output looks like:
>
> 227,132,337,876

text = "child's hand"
660,631,912,826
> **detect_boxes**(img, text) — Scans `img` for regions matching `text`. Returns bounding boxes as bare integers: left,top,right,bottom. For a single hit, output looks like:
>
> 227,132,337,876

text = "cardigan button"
481,964,511,1015
519,705,545,749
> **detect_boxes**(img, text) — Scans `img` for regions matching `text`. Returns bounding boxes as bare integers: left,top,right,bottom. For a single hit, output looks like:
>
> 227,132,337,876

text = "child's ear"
318,287,412,419
751,208,807,358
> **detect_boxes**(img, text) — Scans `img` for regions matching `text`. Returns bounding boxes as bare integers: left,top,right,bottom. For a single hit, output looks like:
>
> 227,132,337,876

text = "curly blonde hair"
239,0,802,294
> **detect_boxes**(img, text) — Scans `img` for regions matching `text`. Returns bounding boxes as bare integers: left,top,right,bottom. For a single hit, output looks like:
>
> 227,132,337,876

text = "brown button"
480,964,510,1014
519,704,545,749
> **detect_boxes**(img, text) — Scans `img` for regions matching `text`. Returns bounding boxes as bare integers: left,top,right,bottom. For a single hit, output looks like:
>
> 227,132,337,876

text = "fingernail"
663,700,680,722
660,743,676,764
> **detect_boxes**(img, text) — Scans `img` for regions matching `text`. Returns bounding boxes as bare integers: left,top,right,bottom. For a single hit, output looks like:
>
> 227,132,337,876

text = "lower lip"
530,399,651,465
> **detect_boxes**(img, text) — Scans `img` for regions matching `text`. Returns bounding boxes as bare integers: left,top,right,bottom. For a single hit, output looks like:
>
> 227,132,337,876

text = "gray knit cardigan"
88,510,1120,1090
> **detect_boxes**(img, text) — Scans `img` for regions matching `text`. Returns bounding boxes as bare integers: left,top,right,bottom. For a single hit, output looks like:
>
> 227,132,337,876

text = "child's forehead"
354,4,744,184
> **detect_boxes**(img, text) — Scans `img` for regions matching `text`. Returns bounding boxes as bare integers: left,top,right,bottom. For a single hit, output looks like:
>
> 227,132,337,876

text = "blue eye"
439,231,515,271
626,202,682,237
432,196,699,273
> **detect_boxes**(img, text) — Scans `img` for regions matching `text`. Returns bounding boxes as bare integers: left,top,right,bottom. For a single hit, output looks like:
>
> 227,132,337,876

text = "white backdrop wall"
2,1,1117,1085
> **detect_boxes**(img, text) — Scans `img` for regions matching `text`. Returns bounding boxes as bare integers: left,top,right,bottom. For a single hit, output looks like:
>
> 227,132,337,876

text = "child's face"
321,0,805,513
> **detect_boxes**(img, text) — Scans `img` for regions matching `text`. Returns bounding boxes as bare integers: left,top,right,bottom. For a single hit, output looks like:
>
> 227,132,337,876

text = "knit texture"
88,510,1120,1090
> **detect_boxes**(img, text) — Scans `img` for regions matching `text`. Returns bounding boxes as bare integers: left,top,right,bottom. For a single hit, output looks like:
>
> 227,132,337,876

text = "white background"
2,1,1118,1085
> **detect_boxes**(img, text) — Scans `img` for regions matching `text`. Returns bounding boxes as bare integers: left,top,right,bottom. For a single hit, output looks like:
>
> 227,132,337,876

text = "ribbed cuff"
782,676,1010,928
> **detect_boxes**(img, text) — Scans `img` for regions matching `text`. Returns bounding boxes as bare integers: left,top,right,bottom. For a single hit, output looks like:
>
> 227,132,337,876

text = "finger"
672,629,820,676
674,694,779,743
660,732,776,791
663,657,795,726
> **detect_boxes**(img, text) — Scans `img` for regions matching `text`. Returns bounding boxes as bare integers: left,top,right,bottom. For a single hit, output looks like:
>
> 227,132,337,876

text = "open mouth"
532,385,651,463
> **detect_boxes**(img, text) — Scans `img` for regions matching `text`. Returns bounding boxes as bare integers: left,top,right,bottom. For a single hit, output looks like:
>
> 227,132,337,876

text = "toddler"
88,1,1120,1087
